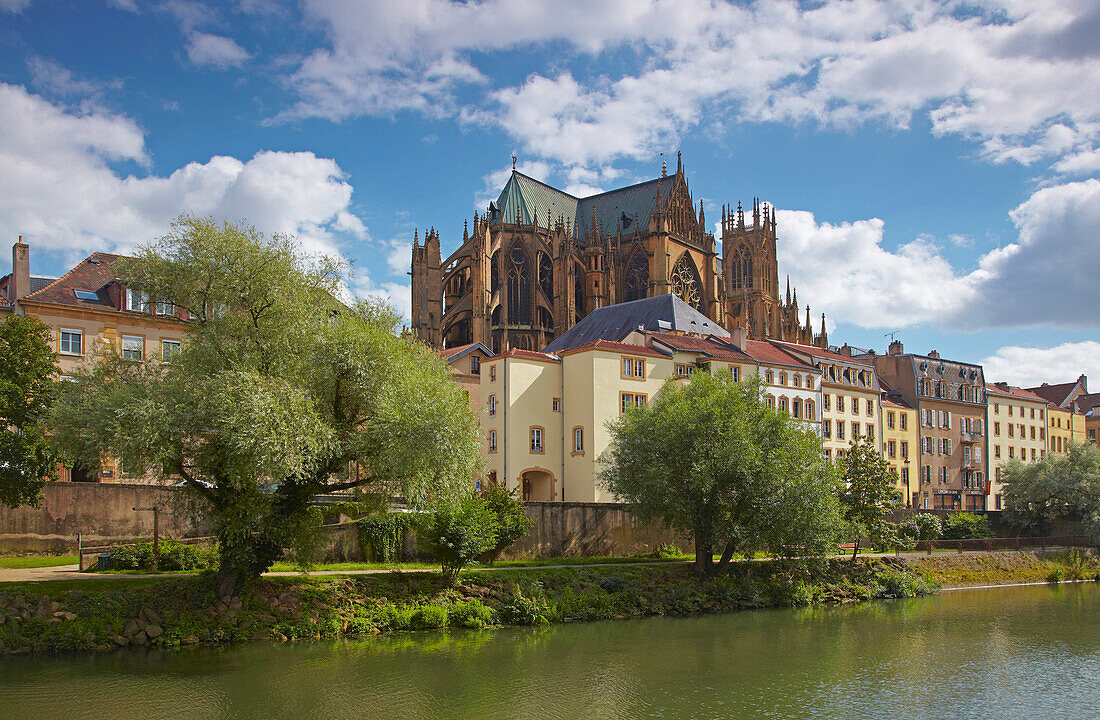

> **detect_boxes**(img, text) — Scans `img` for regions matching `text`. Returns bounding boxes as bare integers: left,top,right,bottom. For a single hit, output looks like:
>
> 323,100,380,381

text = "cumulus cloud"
27,58,122,98
0,0,32,12
776,177,1100,331
0,82,366,268
285,0,1100,176
186,32,251,69
981,341,1100,389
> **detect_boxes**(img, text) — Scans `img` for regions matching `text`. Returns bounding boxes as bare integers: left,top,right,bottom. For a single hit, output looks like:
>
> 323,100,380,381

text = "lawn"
0,556,78,569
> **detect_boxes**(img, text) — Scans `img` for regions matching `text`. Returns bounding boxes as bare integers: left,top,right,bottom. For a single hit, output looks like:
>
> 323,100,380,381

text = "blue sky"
1,0,1098,387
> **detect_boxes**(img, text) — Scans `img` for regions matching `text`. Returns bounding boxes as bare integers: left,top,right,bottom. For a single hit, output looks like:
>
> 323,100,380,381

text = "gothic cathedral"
411,153,827,353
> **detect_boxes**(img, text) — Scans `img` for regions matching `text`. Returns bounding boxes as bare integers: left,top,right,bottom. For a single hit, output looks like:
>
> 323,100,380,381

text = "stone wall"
0,483,207,555
504,501,684,559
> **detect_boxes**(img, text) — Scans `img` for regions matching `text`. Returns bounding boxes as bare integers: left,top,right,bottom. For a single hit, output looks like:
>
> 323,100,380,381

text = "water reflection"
2,584,1098,720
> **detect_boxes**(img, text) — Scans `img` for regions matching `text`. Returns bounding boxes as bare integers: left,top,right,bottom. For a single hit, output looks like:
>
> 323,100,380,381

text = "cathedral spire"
820,313,828,348
676,150,682,175
737,201,744,229
413,229,419,249
463,219,468,242
785,275,791,305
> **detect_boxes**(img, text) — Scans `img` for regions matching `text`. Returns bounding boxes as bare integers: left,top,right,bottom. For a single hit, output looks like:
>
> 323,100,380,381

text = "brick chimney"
12,237,29,306
729,325,747,348
887,340,904,356
928,349,940,359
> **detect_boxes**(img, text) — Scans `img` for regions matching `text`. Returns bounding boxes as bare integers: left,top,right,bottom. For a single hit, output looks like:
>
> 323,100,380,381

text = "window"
59,328,82,355
837,395,844,412
866,399,873,416
793,374,802,388
471,356,480,374
620,392,647,414
852,423,861,438
994,403,1000,414
573,427,584,453
779,372,787,386
530,427,544,454
120,334,143,361
995,444,1001,458
73,289,99,301
851,397,858,414
622,357,645,379
791,399,801,419
900,414,907,431
823,394,831,412
125,289,149,312
823,419,832,438
552,397,561,412
900,441,908,459
731,366,739,382
806,376,814,390
155,300,174,316
887,411,895,430
675,363,695,377
994,422,1000,436
488,394,496,416
866,424,874,440
489,430,497,453
1008,405,1014,416
779,396,789,413
888,440,896,458
836,421,845,440
805,399,815,421
490,366,496,382
923,437,933,454
1008,424,1014,438
824,448,832,461
1030,426,1036,440
765,371,773,384
1009,446,1015,458
160,339,181,362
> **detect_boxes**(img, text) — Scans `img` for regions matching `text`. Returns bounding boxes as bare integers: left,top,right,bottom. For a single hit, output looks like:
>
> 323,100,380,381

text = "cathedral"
411,153,827,353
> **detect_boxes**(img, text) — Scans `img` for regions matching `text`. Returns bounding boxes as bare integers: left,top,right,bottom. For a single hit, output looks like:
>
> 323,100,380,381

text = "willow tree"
600,372,841,576
51,216,480,587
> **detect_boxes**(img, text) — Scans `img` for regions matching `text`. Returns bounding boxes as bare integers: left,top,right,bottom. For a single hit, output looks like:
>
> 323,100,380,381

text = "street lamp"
904,457,912,508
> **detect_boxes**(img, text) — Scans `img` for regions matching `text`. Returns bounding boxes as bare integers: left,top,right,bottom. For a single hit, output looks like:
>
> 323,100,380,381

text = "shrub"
900,514,942,553
598,575,629,593
416,499,499,584
942,512,992,540
449,599,495,628
479,485,534,562
1047,568,1064,584
500,585,551,626
106,539,217,572
652,543,683,560
410,605,448,630
358,513,413,562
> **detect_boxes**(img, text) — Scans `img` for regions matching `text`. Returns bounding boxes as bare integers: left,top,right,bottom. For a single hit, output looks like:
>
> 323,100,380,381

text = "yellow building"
879,390,918,506
438,341,493,418
1047,406,1086,455
987,383,1048,511
1,240,191,483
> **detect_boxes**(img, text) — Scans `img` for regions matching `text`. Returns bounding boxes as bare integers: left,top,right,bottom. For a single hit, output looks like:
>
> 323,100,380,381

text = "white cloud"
27,57,122,98
0,0,32,12
284,0,1100,176
981,341,1100,389
186,32,251,69
0,82,365,269
776,177,1100,332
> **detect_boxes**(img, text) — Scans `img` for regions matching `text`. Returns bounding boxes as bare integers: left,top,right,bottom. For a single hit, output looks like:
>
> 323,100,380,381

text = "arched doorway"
519,468,556,502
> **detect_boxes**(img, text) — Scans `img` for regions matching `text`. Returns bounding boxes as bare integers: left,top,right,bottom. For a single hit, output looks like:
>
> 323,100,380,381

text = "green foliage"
448,599,495,628
652,543,684,560
601,373,842,576
941,512,992,540
359,513,413,562
410,605,448,630
48,216,480,586
840,439,903,558
107,540,218,572
480,484,533,561
0,315,60,508
416,500,498,584
499,584,551,626
1047,568,1064,584
1001,443,1100,536
900,513,943,553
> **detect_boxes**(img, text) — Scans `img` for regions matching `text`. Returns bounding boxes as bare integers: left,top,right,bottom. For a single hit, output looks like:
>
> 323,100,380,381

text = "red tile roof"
1074,393,1100,412
1024,379,1083,406
558,339,666,358
438,342,481,359
650,332,754,362
0,293,9,308
21,252,123,310
987,383,1050,403
768,340,871,365
742,340,815,369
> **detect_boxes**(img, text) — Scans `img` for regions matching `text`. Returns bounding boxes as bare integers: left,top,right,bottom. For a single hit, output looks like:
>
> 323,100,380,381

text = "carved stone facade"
412,154,827,352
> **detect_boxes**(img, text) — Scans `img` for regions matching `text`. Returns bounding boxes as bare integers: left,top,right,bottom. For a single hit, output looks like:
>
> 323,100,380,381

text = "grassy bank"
1,557,929,655
0,556,77,569
910,549,1100,588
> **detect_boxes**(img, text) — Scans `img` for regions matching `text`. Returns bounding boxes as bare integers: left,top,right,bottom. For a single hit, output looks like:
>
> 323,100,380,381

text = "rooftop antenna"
885,330,901,341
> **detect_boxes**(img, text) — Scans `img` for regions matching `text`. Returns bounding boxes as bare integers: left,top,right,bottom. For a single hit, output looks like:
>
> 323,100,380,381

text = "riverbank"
0,550,1095,656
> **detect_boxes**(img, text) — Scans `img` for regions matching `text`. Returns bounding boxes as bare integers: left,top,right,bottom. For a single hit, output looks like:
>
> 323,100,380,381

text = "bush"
598,574,629,593
942,512,992,540
1047,568,1064,584
416,499,498,584
652,543,683,560
900,514,942,553
106,539,217,572
449,599,495,628
500,585,551,626
479,485,534,562
410,605,448,630
358,513,412,562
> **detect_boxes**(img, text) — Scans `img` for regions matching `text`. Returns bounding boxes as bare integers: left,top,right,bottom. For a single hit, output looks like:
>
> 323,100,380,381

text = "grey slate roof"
493,171,675,244
543,294,728,354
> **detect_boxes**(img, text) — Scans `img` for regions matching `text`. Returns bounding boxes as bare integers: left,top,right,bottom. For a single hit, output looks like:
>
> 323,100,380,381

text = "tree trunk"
693,527,713,577
716,540,737,573
851,537,859,561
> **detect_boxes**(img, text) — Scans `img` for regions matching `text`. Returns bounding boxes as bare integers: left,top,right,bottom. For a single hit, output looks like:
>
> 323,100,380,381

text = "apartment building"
986,383,1048,510
1,240,192,482
772,341,881,462
872,342,988,511
1027,375,1089,453
481,295,821,503
437,341,493,417
880,385,918,504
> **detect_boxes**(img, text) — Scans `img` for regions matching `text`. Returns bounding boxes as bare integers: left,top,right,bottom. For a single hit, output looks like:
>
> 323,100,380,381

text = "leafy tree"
900,513,942,554
416,499,498,585
479,483,534,562
1001,443,1100,536
50,216,480,588
600,372,842,576
942,511,992,540
839,439,902,559
0,315,59,508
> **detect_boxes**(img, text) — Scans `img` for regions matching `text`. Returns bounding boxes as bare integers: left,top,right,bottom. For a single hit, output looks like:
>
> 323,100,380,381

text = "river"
2,583,1098,720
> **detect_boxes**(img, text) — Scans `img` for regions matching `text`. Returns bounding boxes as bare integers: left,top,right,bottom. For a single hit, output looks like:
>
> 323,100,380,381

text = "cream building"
481,295,821,503
987,383,1048,511
880,388,918,505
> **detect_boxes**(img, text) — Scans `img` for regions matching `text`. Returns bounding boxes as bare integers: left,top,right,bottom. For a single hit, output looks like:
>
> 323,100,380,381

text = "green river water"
2,583,1098,720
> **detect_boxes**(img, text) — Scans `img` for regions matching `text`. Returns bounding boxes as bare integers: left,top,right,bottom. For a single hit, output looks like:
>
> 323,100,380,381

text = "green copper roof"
492,171,675,244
